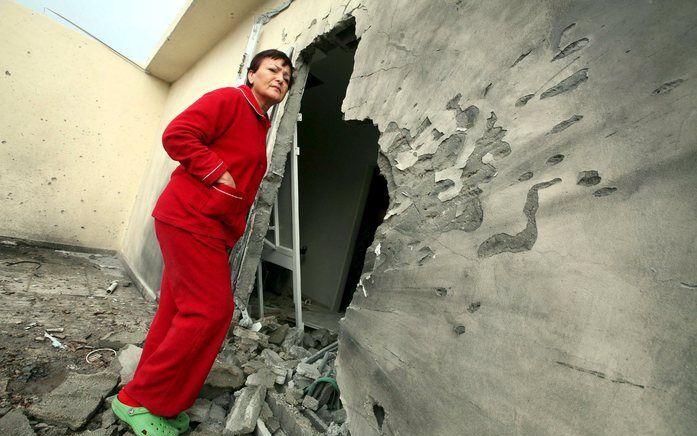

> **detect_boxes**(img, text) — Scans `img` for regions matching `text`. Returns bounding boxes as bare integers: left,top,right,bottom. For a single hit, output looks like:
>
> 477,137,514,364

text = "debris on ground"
1,243,348,434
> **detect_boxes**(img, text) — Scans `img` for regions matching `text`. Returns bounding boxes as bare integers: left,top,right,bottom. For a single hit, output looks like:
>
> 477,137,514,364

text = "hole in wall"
252,19,389,332
373,402,386,429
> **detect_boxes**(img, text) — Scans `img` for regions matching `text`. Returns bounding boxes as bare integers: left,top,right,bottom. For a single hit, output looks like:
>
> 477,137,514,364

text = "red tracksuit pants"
122,219,234,416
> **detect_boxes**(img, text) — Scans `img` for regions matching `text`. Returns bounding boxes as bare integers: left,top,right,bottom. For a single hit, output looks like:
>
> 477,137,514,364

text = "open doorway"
251,24,388,331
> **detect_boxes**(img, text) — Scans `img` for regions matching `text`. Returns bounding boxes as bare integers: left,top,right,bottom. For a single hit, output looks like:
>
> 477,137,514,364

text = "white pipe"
290,124,303,330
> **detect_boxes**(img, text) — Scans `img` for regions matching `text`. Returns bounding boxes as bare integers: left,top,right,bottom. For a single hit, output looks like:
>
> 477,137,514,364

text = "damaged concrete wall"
0,0,169,250
333,0,697,434
115,0,696,432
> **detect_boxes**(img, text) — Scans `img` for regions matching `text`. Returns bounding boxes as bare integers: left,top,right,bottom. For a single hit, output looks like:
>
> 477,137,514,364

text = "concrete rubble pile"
0,315,348,436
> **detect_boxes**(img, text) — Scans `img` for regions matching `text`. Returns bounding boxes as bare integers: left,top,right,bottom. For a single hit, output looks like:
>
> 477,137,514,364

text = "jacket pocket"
200,184,245,223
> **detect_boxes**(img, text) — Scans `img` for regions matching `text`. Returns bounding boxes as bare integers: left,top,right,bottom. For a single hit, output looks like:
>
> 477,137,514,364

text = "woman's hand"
216,171,236,188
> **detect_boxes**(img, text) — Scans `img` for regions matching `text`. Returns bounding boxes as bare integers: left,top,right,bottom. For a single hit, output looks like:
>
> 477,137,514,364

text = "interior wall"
120,0,357,296
297,46,378,311
0,0,169,250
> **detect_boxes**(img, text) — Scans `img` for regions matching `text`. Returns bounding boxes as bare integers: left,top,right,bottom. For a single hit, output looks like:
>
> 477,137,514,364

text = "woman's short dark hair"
246,49,294,88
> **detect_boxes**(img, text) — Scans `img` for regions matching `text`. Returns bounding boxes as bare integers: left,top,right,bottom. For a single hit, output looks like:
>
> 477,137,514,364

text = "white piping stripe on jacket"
236,87,265,117
202,161,224,182
213,186,243,199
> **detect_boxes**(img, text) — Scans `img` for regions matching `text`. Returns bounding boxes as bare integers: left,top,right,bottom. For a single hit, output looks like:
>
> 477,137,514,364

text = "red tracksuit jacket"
152,85,271,247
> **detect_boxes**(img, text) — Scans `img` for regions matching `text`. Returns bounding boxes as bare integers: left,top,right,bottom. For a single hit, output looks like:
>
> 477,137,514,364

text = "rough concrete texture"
321,0,697,435
27,371,118,430
0,409,35,436
224,385,267,435
115,344,142,386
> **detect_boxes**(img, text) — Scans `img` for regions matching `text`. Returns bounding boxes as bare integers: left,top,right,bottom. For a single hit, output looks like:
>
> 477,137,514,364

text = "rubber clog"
111,397,179,436
167,412,190,434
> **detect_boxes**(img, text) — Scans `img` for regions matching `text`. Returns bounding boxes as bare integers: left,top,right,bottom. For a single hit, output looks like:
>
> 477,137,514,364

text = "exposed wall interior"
0,0,169,250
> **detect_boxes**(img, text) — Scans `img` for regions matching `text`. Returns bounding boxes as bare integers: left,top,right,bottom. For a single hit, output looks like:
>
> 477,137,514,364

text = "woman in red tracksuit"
111,50,293,436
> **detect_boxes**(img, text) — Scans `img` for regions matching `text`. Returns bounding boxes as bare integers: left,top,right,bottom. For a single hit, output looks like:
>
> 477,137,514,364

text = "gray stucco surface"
328,0,697,434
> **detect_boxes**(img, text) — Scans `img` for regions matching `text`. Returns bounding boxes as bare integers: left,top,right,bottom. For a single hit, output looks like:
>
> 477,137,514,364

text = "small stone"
27,371,118,430
0,410,35,436
288,345,311,360
295,362,320,379
267,324,289,345
201,362,245,398
208,403,226,426
188,398,212,423
302,396,319,411
245,368,276,389
260,401,273,421
265,416,281,433
116,344,142,386
281,327,303,352
100,408,116,428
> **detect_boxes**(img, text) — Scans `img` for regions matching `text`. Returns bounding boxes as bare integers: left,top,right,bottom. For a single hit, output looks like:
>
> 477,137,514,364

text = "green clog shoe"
167,412,190,434
111,397,179,436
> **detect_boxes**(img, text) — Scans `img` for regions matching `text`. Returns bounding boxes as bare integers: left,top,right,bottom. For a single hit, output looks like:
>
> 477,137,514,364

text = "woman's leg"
132,271,177,376
122,220,234,417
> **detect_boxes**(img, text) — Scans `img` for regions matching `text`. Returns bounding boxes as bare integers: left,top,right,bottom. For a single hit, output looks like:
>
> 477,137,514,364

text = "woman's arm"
161,88,238,187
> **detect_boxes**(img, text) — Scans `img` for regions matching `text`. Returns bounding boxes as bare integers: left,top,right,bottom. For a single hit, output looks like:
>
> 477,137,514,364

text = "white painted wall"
0,0,169,250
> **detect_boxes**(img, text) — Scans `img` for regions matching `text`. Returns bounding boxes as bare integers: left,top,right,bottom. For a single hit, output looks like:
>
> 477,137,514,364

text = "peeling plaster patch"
395,150,418,170
651,79,684,96
435,167,463,201
515,94,535,107
577,170,601,186
435,287,448,297
518,171,534,181
593,187,617,197
552,38,589,61
511,49,532,67
384,198,413,220
540,68,589,99
467,302,481,313
546,154,565,165
557,23,577,49
549,115,583,134
477,178,561,257
416,246,434,265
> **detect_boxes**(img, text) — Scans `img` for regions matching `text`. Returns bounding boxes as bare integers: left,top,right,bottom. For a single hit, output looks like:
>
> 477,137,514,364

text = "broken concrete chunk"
260,401,273,421
100,407,116,428
288,345,311,360
212,393,232,410
246,367,276,389
265,415,281,433
268,324,289,345
295,362,320,379
301,396,320,411
266,391,319,436
201,362,245,398
209,402,227,426
233,326,269,346
224,385,267,435
192,423,226,435
0,409,35,436
188,398,212,423
326,422,349,436
116,344,142,386
302,409,328,433
281,327,303,351
255,418,273,436
28,371,119,430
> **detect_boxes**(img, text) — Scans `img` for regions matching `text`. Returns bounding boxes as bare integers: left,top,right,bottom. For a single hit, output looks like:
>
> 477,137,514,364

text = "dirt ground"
0,240,155,414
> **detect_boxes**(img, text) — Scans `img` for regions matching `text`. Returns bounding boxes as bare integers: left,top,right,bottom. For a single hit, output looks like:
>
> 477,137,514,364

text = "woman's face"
248,57,292,111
